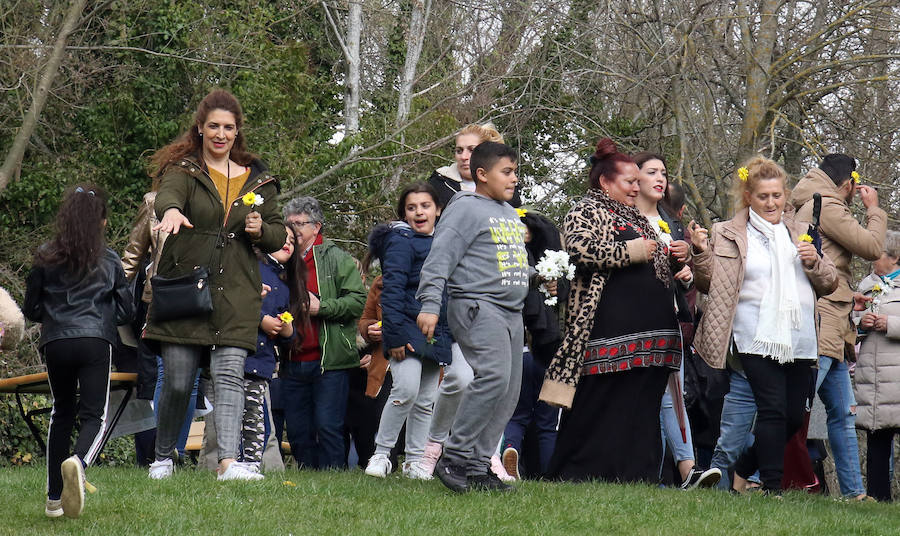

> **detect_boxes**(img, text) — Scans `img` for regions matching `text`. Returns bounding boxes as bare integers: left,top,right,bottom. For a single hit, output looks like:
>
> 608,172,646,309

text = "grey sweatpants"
373,356,441,462
443,299,523,475
426,343,473,444
156,344,247,462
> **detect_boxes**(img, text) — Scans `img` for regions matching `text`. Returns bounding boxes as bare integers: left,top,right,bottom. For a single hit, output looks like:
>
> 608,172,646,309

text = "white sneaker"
60,456,85,518
364,454,392,478
148,458,174,480
242,461,262,474
218,461,264,481
402,460,434,481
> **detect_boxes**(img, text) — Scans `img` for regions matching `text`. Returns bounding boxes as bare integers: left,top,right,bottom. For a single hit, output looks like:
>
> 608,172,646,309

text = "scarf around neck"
747,207,801,363
590,189,671,287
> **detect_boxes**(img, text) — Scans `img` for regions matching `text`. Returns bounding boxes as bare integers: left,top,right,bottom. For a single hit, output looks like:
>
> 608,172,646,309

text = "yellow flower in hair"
515,208,528,218
737,167,749,182
851,171,861,185
657,220,671,234
798,234,813,243
278,311,294,324
242,192,264,207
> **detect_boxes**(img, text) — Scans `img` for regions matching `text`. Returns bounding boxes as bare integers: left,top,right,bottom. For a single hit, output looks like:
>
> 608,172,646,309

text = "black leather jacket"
24,247,133,348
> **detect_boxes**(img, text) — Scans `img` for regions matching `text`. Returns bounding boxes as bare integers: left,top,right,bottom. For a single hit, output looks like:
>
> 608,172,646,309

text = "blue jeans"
710,370,756,490
503,352,559,475
153,356,199,457
281,361,349,469
660,362,694,469
816,356,865,496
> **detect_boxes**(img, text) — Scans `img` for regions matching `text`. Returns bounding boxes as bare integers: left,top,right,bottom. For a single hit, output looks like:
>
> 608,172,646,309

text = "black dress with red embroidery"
581,214,682,376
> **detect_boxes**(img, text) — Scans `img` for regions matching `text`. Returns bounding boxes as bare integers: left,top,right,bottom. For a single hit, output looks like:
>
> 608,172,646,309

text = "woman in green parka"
144,89,287,481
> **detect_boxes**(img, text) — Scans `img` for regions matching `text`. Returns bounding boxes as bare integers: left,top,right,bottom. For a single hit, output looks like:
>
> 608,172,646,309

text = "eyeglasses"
289,220,317,228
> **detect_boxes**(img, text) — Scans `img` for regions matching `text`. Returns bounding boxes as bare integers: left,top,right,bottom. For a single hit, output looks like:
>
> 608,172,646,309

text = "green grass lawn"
1,465,897,536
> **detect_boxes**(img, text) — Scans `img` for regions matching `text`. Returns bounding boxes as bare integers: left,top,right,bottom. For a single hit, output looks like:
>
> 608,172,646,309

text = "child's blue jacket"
369,222,451,365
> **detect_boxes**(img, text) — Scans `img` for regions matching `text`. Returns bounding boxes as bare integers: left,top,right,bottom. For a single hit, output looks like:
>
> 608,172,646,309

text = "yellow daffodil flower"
851,171,861,185
737,167,749,182
278,311,294,324
798,234,813,243
515,208,528,218
658,220,671,234
242,192,264,206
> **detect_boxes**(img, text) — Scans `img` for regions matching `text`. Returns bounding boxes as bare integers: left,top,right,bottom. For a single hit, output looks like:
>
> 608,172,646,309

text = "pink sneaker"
491,454,515,482
419,441,442,476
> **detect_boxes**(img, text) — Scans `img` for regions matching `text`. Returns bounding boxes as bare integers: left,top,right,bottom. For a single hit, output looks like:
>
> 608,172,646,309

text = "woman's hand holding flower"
245,211,262,240
796,240,818,268
687,220,709,253
669,240,690,263
860,312,887,332
366,321,382,342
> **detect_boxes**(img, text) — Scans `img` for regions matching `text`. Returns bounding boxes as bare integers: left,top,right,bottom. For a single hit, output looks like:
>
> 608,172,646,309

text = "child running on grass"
236,225,304,476
24,185,133,518
364,182,451,479
416,142,554,492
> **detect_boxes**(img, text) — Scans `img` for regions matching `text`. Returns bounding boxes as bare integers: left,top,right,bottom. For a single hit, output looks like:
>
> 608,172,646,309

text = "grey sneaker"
45,498,63,518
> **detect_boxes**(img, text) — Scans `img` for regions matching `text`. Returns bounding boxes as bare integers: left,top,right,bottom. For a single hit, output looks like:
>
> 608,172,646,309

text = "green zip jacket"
311,238,367,370
144,155,286,352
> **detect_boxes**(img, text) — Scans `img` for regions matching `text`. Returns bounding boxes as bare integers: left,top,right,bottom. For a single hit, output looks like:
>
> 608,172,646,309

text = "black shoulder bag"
149,227,220,322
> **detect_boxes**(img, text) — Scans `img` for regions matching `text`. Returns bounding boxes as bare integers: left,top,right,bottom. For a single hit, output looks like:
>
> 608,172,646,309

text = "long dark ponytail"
283,226,311,353
34,184,108,278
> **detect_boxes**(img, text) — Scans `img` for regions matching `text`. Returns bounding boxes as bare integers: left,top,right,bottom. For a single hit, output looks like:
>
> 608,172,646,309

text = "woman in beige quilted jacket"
853,230,900,501
691,156,837,494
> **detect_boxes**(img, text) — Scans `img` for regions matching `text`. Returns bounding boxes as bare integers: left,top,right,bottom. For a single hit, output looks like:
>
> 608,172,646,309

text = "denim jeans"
153,356,199,457
281,361,349,469
660,361,694,467
816,355,865,497
503,351,560,475
710,370,756,490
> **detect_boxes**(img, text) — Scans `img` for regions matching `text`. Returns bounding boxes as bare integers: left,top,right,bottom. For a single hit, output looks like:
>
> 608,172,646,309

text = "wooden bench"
0,372,138,456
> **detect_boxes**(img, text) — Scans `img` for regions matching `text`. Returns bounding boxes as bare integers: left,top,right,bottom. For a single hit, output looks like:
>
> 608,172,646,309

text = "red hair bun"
594,138,618,159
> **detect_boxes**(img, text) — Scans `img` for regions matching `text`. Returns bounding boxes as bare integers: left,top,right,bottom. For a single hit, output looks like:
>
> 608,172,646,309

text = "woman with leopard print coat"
540,139,683,483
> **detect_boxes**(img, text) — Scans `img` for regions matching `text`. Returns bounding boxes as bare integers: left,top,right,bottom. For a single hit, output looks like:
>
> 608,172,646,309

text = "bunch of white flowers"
535,249,575,306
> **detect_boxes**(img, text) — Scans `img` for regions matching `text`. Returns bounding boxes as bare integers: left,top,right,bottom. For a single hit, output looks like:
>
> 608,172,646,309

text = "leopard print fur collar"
588,188,671,287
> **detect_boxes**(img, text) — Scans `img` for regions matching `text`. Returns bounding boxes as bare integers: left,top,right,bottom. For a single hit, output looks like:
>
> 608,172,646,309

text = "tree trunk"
386,0,431,194
0,0,89,193
344,0,362,135
735,0,778,161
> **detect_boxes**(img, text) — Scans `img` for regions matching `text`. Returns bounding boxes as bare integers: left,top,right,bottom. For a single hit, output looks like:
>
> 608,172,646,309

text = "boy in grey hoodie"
417,142,549,492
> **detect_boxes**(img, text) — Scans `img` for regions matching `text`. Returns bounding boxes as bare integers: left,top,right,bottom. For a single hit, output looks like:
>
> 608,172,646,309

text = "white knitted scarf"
747,208,801,363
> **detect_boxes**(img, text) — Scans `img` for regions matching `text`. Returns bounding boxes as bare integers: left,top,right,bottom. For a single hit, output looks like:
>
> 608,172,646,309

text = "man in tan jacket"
791,153,887,499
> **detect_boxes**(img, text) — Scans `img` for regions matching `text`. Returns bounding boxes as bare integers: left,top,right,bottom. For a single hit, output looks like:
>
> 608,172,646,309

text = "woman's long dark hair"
149,89,257,182
282,226,311,354
34,184,108,278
